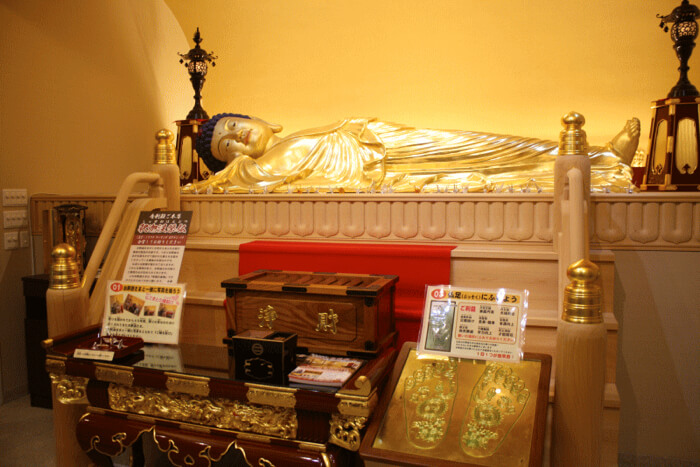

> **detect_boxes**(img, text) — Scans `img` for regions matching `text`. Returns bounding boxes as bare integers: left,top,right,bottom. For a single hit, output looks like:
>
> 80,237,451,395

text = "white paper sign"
102,281,186,344
122,211,192,284
74,348,115,361
417,285,528,363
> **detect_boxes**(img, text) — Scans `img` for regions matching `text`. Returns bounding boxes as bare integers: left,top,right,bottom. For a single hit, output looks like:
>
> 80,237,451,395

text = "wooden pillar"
46,244,91,467
552,260,606,466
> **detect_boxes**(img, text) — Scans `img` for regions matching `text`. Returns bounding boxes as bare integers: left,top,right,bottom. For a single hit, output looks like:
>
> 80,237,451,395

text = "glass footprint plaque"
360,343,551,467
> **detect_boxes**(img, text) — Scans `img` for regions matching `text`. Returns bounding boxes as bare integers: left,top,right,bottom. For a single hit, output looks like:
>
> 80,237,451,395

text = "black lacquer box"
228,330,297,385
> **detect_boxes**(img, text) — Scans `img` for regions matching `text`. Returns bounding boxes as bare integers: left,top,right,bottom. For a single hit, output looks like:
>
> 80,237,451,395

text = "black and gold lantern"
642,0,700,191
176,28,218,185
178,27,217,120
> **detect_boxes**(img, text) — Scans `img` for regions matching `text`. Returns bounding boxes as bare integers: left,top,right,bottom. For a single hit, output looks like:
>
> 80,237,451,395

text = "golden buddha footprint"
403,358,458,449
460,362,530,458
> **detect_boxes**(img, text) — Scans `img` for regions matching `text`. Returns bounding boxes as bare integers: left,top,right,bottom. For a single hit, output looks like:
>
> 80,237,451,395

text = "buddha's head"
197,113,282,172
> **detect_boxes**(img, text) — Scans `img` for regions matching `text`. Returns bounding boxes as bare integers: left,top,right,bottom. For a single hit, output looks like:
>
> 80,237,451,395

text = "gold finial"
558,111,589,156
154,129,176,165
562,259,603,324
49,243,81,289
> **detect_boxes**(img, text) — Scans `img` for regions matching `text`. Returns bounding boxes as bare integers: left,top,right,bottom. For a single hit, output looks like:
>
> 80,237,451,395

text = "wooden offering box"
222,270,398,356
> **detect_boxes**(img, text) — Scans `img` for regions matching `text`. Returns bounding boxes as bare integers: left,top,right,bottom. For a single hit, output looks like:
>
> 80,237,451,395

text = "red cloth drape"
238,241,455,346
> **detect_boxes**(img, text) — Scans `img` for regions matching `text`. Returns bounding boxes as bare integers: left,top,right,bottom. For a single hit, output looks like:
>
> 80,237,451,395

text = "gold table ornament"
360,343,550,466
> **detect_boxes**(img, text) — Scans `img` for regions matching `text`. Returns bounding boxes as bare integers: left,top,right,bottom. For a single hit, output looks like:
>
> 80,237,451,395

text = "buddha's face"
212,116,279,162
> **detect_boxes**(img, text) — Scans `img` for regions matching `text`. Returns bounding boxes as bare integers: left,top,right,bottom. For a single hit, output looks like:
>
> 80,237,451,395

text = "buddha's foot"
460,362,530,458
610,117,641,165
403,358,458,449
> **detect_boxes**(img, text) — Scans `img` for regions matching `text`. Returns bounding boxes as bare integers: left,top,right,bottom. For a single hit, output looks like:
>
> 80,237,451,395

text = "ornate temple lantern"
176,28,218,185
642,0,700,191
179,27,217,120
52,204,88,276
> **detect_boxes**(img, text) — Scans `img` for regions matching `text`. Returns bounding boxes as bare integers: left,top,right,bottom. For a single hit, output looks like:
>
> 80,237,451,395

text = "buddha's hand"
181,165,234,194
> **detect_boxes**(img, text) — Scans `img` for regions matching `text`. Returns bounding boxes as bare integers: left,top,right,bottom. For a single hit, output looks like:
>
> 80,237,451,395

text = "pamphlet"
288,354,364,388
417,285,528,363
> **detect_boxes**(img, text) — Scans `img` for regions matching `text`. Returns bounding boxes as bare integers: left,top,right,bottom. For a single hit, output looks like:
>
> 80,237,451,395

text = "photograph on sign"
102,281,186,344
417,285,528,362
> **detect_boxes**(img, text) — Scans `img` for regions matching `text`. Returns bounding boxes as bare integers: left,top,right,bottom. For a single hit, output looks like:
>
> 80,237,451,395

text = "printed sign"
102,281,185,344
122,211,192,284
73,348,115,361
417,285,528,362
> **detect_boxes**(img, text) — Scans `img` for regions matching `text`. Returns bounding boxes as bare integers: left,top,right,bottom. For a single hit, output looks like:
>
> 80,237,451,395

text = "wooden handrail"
80,172,160,298
567,167,587,264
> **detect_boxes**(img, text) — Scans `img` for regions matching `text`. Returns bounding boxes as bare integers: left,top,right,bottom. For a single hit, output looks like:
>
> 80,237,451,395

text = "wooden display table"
44,326,396,466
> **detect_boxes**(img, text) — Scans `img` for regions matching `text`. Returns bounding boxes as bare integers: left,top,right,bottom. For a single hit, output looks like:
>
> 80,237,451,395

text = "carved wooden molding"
181,193,700,250
30,192,700,250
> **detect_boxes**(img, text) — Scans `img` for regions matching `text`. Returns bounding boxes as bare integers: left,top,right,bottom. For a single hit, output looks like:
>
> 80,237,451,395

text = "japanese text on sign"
122,211,192,284
417,286,528,363
102,280,186,344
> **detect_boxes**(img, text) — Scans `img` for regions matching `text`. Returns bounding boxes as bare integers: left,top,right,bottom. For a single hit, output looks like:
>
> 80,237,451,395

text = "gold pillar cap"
49,243,81,289
562,258,603,324
154,129,176,165
558,111,589,156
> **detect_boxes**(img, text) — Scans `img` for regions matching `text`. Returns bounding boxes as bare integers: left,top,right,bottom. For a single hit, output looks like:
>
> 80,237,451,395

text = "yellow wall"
165,0,695,147
0,0,189,400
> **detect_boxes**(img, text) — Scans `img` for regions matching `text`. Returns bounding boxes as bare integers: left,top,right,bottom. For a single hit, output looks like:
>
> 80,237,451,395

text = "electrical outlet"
19,230,29,248
2,189,28,207
4,232,19,250
3,209,27,229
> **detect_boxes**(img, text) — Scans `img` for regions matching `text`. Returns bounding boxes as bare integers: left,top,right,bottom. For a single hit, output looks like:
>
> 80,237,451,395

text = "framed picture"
360,342,551,466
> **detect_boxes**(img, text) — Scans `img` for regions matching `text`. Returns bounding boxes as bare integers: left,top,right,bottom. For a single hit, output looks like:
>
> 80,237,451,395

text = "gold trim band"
165,373,211,397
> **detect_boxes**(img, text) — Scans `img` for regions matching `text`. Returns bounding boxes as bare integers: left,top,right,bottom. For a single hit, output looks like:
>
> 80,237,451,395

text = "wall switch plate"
4,231,19,250
3,209,27,229
19,230,29,248
2,189,28,207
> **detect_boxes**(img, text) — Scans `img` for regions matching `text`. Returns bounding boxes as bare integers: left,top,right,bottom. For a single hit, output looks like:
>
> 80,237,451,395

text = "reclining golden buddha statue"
182,113,641,194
